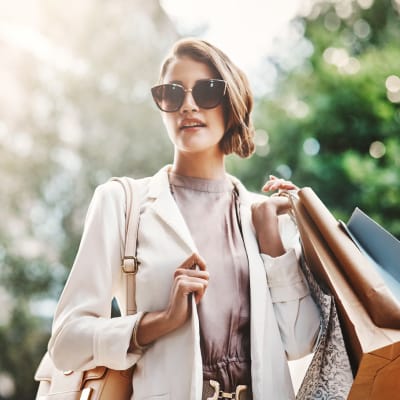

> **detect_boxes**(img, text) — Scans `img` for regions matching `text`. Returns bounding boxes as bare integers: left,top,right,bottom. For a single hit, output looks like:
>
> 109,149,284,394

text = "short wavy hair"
158,38,255,158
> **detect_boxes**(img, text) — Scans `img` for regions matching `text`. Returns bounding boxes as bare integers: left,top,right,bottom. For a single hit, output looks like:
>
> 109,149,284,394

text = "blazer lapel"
149,166,202,399
231,177,267,399
148,166,198,253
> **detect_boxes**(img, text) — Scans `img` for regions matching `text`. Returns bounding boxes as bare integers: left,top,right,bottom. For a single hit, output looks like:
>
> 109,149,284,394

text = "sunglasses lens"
151,80,226,112
151,84,184,112
193,80,226,109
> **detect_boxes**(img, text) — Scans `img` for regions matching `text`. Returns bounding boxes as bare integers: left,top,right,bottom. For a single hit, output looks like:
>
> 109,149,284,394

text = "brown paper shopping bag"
290,188,400,400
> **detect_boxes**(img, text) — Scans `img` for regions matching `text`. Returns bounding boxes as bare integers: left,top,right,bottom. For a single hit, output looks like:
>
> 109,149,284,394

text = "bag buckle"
122,256,140,274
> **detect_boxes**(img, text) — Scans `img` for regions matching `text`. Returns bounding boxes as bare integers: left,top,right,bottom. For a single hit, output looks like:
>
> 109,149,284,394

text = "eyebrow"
167,80,184,85
165,78,217,85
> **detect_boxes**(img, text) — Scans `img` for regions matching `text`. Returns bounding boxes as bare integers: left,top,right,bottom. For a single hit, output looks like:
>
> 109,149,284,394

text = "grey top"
169,172,251,393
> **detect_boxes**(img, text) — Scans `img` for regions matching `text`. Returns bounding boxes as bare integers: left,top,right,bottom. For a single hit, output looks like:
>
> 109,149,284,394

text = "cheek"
161,113,168,127
162,114,176,133
222,102,230,132
215,108,227,135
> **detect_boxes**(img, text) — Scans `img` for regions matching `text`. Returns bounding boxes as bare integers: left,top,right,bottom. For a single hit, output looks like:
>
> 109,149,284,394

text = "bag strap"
111,177,140,316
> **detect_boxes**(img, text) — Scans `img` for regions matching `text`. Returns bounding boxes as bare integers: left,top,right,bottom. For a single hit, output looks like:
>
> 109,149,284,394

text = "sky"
0,0,311,97
161,0,305,68
160,0,311,95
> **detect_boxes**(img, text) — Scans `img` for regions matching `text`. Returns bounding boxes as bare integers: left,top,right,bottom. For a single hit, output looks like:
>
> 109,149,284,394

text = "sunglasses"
151,79,227,112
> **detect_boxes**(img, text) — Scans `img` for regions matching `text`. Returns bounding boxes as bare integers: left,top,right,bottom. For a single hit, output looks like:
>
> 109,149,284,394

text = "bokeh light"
254,129,270,157
353,19,371,39
323,47,361,74
0,373,15,398
335,1,353,19
286,97,310,118
276,164,293,179
369,141,386,158
324,12,341,31
303,137,320,156
386,75,400,103
357,0,374,9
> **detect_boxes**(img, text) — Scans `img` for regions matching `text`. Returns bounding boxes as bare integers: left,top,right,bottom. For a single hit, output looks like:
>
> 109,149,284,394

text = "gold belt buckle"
235,385,247,399
207,380,220,400
206,380,247,400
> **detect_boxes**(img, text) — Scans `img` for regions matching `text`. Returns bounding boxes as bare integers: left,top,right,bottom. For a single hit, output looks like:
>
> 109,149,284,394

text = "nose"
180,89,199,113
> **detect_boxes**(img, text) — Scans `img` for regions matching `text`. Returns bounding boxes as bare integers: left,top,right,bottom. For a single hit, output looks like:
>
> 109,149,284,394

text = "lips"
179,118,206,130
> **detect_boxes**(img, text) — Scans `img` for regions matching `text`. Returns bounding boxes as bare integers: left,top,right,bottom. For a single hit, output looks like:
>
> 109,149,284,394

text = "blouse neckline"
168,171,233,193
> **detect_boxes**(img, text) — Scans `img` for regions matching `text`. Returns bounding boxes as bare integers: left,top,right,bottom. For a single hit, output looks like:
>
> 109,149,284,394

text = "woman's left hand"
251,175,298,257
258,175,298,215
262,175,298,193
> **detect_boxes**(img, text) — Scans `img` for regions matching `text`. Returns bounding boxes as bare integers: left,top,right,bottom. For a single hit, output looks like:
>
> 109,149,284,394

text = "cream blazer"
48,165,320,400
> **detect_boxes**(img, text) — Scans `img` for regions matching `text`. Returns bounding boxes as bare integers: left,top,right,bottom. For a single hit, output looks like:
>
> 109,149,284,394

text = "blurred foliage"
0,0,399,398
0,0,177,398
232,0,400,238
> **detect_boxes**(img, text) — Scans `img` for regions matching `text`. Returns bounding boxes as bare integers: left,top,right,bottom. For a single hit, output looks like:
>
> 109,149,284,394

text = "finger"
177,253,207,271
174,276,209,303
175,275,209,290
174,268,209,280
262,182,281,192
270,196,293,215
276,197,291,208
262,177,283,190
186,281,208,304
262,180,297,192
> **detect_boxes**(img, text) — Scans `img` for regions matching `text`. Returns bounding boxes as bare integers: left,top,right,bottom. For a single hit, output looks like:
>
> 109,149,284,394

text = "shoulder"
89,176,152,213
227,174,262,202
91,180,126,208
231,177,267,206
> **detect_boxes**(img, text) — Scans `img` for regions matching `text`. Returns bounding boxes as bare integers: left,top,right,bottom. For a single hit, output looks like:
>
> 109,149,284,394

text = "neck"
171,150,226,179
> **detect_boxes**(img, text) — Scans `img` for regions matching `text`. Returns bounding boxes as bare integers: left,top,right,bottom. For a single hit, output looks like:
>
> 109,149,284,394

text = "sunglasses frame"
151,79,227,113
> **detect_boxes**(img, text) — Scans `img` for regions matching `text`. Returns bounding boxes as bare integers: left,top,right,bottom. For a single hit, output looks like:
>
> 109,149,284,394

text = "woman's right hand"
165,253,209,331
133,253,208,351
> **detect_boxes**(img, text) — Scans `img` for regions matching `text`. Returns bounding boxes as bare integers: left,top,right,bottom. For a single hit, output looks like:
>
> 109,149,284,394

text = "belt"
202,380,250,400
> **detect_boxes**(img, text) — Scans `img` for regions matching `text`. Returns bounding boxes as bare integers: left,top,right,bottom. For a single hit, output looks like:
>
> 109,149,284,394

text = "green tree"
237,0,400,238
0,1,177,398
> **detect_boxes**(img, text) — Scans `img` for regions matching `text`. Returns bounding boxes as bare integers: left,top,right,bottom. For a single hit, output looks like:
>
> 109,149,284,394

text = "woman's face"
161,56,226,157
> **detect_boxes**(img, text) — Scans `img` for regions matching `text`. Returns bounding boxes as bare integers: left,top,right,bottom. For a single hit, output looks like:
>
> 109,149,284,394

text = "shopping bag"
290,188,400,400
295,189,400,329
295,256,353,400
341,207,400,304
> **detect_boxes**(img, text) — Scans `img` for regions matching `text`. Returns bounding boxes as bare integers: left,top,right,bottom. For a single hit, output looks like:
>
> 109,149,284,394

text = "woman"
48,38,320,400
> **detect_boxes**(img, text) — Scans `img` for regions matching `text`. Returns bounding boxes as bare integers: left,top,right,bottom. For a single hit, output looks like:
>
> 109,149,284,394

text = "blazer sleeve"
261,214,321,360
48,181,142,371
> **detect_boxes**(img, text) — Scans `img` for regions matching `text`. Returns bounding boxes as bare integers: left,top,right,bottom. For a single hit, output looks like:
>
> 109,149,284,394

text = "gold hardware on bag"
34,176,138,400
80,387,92,400
121,256,140,274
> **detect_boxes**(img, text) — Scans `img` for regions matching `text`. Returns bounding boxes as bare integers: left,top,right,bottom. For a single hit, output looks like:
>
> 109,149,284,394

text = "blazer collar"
148,165,197,252
146,165,256,251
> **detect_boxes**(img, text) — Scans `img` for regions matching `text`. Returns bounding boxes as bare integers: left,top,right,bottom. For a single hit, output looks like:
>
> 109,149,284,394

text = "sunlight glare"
160,0,302,72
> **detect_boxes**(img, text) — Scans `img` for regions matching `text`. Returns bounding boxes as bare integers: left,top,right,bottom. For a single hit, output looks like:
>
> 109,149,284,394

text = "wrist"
130,311,150,353
256,215,286,257
131,310,177,353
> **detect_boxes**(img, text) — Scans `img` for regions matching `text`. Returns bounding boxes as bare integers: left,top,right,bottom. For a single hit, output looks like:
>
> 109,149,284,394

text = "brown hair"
159,38,255,158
